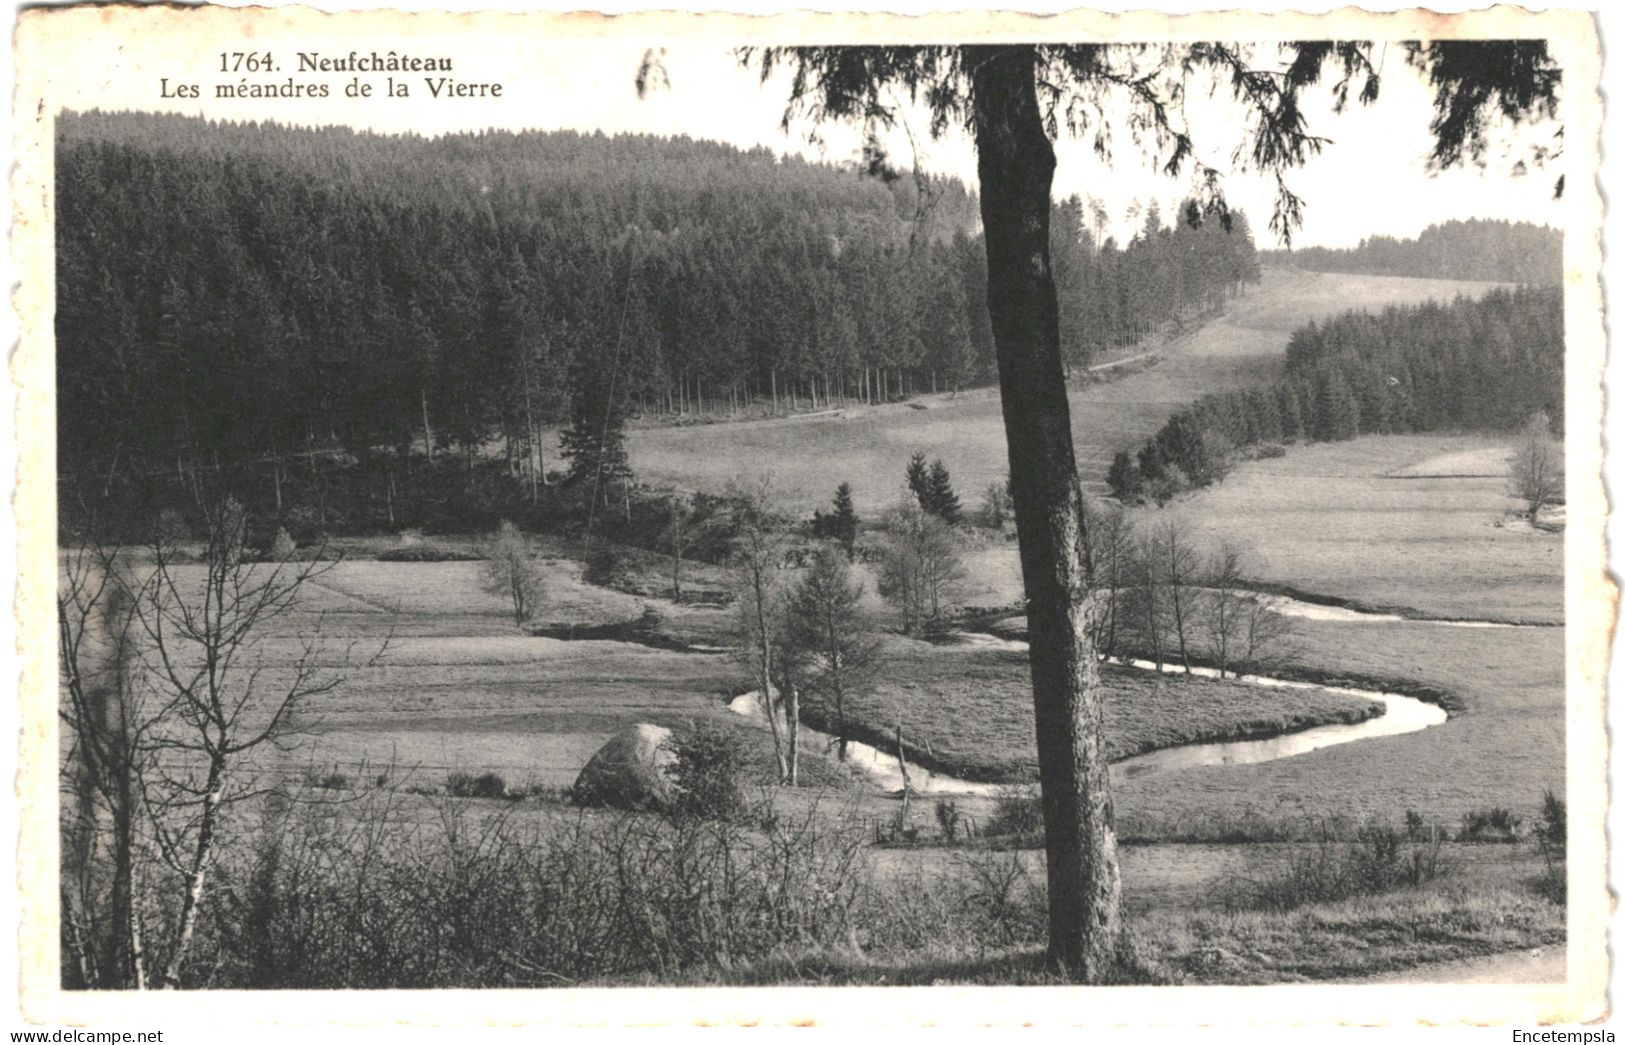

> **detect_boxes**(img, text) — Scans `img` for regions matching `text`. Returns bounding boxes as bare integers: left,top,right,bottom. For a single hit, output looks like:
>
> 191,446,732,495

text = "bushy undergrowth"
188,793,872,988
376,546,483,562
1531,789,1566,905
66,783,1558,988
131,785,1175,989
445,771,509,800
664,721,752,822
1459,806,1523,843
1120,806,1467,845
986,784,1044,840
1222,824,1448,912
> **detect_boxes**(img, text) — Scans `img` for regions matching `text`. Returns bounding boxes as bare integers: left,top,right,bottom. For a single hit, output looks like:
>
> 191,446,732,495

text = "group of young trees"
904,452,964,524
1079,504,1290,678
726,483,879,783
1109,285,1564,503
1263,219,1560,285
875,504,966,636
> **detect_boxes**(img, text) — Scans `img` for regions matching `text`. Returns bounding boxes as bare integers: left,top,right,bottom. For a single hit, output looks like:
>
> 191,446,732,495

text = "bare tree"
1122,530,1166,671
1510,413,1563,522
1237,591,1296,679
876,504,964,636
663,495,694,604
480,519,546,625
1081,500,1133,661
56,498,373,989
1201,540,1249,679
1154,519,1201,674
727,480,790,783
58,537,146,988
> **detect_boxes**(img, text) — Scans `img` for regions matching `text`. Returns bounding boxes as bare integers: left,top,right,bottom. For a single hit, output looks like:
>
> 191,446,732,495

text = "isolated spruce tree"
925,459,962,524
904,452,930,509
785,544,880,760
1106,451,1143,503
829,482,860,560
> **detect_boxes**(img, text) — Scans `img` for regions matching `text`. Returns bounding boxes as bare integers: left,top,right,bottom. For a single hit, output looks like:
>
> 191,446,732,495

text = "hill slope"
628,267,1508,513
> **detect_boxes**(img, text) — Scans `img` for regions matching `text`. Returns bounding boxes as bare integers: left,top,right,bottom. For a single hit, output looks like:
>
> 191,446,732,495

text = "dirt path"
1356,947,1565,984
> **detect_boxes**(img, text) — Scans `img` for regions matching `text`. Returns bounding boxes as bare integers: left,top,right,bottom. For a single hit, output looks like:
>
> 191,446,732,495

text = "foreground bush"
985,784,1044,840
664,721,753,822
445,771,509,800
1222,823,1448,912
188,793,871,987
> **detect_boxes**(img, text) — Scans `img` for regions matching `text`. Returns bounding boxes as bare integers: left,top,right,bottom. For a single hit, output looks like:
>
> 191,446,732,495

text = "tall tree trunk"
521,352,541,501
160,757,224,988
970,43,1122,981
784,676,800,787
750,567,788,783
420,388,435,461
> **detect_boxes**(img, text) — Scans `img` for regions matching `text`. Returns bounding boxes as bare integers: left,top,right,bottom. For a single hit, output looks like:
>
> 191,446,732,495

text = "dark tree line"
57,110,1260,536
1261,219,1560,284
1109,285,1564,501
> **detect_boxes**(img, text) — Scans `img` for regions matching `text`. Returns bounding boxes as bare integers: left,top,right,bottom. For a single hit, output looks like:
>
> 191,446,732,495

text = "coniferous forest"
1261,219,1560,285
1110,285,1565,503
56,110,1261,535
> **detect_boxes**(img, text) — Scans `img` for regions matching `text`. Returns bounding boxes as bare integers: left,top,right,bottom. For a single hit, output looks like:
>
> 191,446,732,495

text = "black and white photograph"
9,1,1611,1028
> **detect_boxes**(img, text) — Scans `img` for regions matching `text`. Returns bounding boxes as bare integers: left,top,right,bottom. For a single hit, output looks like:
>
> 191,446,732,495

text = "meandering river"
727,633,1450,797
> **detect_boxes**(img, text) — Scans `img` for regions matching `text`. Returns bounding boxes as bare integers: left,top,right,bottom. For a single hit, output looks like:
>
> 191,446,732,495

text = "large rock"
572,724,677,810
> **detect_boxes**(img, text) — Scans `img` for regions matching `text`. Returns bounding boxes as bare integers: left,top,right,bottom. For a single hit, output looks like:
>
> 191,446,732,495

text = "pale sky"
46,19,1563,250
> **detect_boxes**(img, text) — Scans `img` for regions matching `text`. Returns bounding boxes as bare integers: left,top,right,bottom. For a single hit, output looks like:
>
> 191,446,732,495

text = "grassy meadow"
624,268,1504,512
931,434,1565,828
249,551,1377,801
1155,434,1563,624
804,639,1382,783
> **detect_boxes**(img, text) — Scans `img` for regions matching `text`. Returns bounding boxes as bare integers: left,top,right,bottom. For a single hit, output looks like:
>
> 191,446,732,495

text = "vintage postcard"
10,1,1610,1029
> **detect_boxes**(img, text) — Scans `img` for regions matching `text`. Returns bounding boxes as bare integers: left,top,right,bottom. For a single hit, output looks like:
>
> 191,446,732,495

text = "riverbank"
778,636,1387,788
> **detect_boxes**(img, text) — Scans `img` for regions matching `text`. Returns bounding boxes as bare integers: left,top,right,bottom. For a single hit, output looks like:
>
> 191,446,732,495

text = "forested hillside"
1108,285,1564,502
57,110,1260,534
1262,219,1560,285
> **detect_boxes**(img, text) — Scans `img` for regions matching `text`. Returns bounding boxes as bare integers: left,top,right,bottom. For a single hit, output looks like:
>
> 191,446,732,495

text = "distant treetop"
1261,219,1561,285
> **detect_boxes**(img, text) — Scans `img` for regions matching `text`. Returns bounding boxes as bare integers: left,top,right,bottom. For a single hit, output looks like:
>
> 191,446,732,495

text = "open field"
194,428,1563,837
626,268,1504,513
1109,619,1563,829
949,434,1562,624
1156,435,1564,624
175,555,1382,803
935,434,1564,827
